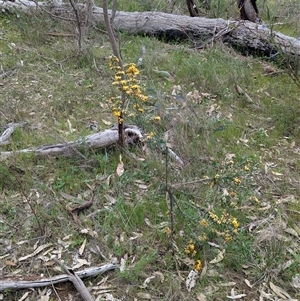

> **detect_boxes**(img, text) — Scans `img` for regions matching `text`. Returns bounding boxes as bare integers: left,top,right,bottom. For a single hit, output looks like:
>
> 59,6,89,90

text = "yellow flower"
198,235,207,241
139,95,148,102
151,116,161,122
126,64,139,76
189,244,195,252
113,110,121,117
119,80,127,86
194,259,202,271
145,132,155,140
244,165,250,171
224,233,232,242
230,190,237,197
165,227,171,234
199,219,209,227
185,248,191,254
234,177,241,184
231,218,239,229
131,84,140,90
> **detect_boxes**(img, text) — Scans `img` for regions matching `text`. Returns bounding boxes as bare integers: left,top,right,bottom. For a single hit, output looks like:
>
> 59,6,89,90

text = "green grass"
0,1,300,300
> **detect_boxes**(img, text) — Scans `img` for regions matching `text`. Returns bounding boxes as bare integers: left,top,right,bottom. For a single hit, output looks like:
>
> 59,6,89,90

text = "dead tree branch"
0,124,143,160
0,263,117,291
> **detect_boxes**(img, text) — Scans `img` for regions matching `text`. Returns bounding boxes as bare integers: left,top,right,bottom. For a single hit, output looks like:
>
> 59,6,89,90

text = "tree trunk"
237,0,260,23
1,0,300,58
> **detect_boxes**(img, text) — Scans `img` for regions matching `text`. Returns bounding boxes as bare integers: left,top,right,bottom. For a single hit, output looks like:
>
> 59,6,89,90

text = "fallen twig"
52,258,95,301
0,263,117,291
0,122,28,146
0,64,22,79
67,196,94,224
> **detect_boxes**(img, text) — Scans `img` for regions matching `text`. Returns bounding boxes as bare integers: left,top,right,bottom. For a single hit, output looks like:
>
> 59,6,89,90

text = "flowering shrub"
183,154,259,269
108,56,149,124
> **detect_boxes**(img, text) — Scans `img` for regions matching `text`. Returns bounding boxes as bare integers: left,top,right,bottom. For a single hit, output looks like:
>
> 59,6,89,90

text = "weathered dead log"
0,124,143,160
1,0,300,58
0,263,117,291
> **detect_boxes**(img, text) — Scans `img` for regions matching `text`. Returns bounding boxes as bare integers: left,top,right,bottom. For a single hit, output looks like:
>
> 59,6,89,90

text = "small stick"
52,258,95,301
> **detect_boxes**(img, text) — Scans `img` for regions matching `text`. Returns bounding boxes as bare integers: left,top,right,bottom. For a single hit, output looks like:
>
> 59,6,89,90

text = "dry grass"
0,1,300,300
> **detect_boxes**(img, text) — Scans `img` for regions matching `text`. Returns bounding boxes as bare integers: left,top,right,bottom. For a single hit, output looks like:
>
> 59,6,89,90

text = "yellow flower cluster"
208,210,240,238
146,131,155,140
184,241,202,271
234,177,241,185
198,234,207,241
194,259,202,271
165,227,171,235
108,56,150,120
210,174,220,188
199,219,209,227
185,239,197,256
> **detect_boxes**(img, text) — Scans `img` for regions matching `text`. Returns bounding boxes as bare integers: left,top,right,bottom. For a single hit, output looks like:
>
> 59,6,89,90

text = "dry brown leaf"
284,227,299,238
102,119,112,126
129,232,143,240
200,260,207,278
116,154,124,176
144,218,154,228
142,275,156,288
105,174,112,186
220,282,236,287
79,238,87,255
60,191,77,201
235,84,244,95
226,288,246,299
269,282,291,299
244,279,253,288
18,243,53,262
18,292,30,301
5,260,17,266
153,271,164,283
210,249,225,264
119,258,126,272
72,258,90,269
197,293,208,301
137,292,151,299
104,194,117,206
134,183,149,189
271,171,283,176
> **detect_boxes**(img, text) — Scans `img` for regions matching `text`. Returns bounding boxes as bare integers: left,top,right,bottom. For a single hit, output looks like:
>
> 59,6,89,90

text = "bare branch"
0,263,117,291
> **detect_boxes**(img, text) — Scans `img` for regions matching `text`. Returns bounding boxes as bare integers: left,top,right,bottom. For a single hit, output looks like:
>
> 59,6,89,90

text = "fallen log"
0,124,143,160
0,263,117,291
1,0,300,58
